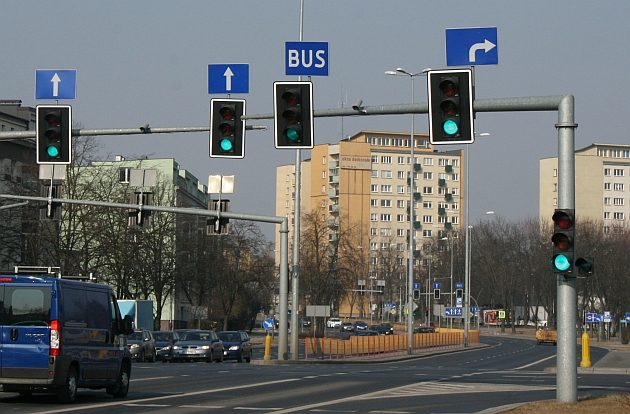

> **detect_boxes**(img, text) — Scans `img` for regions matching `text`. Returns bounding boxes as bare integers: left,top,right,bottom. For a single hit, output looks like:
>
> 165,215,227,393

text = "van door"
0,284,52,379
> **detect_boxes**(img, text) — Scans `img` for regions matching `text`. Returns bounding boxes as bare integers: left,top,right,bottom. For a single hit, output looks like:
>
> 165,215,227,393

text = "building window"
422,230,432,237
397,228,405,237
371,184,378,193
423,158,434,166
371,170,379,178
380,214,392,222
381,185,392,193
604,197,611,205
380,228,392,237
613,198,624,206
614,168,624,176
423,201,432,209
423,215,432,223
613,183,625,191
614,212,625,220
370,228,377,236
397,171,406,179
423,186,433,195
381,156,392,164
321,185,326,193
397,185,405,194
423,172,433,180
604,182,611,191
322,171,327,179
382,170,393,179
371,213,378,221
371,155,378,164
381,199,392,208
397,200,406,208
398,156,405,164
604,168,610,176
322,156,327,164
371,199,378,207
397,214,405,222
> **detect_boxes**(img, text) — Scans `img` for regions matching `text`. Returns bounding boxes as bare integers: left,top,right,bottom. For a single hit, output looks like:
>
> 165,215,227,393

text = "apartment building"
540,143,630,234
275,130,464,315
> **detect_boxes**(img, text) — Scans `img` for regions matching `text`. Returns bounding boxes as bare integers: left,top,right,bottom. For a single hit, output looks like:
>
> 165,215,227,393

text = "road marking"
124,404,170,407
130,376,173,382
31,378,301,414
179,405,225,409
234,408,283,411
514,354,556,370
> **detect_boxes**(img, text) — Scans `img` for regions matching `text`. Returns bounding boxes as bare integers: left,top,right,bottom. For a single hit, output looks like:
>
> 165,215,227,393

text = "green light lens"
286,128,300,142
554,254,571,272
220,138,234,152
47,145,60,158
442,119,459,136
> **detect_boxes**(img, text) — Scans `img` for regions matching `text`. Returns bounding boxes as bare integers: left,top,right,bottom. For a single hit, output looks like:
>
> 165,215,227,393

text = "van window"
0,286,52,326
62,287,110,328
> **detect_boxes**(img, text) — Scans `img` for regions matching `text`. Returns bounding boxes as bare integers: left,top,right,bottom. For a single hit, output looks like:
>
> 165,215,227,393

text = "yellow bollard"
580,331,591,368
264,333,272,361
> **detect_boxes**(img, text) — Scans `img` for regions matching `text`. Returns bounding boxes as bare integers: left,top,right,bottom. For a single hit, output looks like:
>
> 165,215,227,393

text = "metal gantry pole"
556,95,577,403
407,77,415,354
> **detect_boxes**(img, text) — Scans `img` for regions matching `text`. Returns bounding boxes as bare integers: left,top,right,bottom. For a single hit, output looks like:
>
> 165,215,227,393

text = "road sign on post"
445,27,498,66
210,99,246,158
285,41,328,76
35,70,77,100
273,81,314,149
427,69,474,145
208,64,249,94
36,105,72,165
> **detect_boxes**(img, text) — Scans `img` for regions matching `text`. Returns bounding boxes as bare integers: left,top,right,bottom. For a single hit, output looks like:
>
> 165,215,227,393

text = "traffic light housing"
273,81,314,149
128,192,153,227
36,105,72,164
427,69,474,145
551,208,575,274
575,257,594,276
433,289,440,300
207,199,229,235
413,289,420,300
456,288,463,300
210,99,245,158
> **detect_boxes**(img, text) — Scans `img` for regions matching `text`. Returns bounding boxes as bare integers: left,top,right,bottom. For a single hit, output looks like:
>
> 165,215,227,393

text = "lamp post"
385,67,430,354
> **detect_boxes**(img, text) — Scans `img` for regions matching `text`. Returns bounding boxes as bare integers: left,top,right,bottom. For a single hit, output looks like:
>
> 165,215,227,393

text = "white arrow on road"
51,73,61,97
223,67,234,92
468,39,496,63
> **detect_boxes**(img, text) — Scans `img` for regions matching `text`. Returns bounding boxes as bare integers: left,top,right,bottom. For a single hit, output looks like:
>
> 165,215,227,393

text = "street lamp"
385,67,430,355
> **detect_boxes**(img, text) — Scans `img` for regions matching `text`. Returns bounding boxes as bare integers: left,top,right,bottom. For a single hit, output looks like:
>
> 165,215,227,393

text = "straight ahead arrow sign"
51,73,61,97
223,67,234,91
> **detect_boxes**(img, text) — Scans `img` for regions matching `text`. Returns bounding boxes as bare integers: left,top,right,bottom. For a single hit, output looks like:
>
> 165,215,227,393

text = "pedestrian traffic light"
427,69,474,145
210,99,245,158
273,81,314,149
434,289,440,300
551,208,575,274
208,200,229,235
413,289,420,300
36,105,72,164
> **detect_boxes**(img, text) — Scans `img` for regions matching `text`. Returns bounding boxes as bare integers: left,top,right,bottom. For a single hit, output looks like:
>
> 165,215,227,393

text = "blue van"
0,274,134,402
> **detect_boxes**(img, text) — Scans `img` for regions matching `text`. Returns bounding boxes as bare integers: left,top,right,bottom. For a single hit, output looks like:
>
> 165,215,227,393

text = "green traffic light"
46,145,60,158
220,138,234,152
285,128,300,142
553,254,572,272
442,119,459,136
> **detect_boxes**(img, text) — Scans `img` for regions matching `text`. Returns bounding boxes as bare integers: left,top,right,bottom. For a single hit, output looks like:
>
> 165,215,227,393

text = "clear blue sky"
2,1,628,240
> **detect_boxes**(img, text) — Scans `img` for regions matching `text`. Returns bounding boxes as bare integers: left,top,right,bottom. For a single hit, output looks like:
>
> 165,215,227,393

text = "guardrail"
304,330,480,360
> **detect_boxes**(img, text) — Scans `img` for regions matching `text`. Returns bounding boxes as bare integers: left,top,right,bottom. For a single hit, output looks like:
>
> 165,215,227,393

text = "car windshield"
127,332,143,340
153,332,176,341
180,331,212,341
218,332,240,342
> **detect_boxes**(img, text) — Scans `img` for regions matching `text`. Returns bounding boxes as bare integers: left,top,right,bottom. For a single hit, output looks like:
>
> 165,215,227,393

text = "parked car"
353,321,369,331
218,331,252,363
370,324,391,335
414,326,436,333
379,323,394,335
127,329,157,362
340,321,355,332
355,329,379,336
0,272,133,402
172,330,224,362
300,317,312,327
152,330,180,362
326,317,342,328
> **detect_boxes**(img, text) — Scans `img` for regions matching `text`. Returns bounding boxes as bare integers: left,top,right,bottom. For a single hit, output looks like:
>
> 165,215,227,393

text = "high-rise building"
275,130,464,316
540,143,630,234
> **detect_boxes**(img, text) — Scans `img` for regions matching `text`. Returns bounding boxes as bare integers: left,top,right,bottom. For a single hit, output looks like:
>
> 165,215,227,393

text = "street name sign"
35,70,77,100
285,41,328,76
208,64,249,94
446,27,498,66
445,307,463,317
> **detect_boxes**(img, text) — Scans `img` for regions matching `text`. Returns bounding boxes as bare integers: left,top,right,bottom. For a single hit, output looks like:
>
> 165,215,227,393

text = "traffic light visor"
552,210,574,229
439,79,459,97
551,232,571,251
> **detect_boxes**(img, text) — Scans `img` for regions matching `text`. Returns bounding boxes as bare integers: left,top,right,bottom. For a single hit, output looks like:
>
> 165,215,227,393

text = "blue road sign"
285,41,328,76
413,282,421,290
446,27,498,66
35,70,77,100
262,318,275,331
585,312,597,323
456,282,464,289
445,307,463,317
625,312,630,322
432,282,442,290
208,64,249,94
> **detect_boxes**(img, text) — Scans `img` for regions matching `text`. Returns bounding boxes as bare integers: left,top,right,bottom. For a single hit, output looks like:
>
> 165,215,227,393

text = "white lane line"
179,405,225,409
130,376,173,382
234,408,283,411
31,378,301,414
515,354,556,370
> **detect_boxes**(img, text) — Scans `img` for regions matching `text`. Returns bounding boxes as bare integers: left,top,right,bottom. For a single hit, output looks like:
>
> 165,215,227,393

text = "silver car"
172,330,224,363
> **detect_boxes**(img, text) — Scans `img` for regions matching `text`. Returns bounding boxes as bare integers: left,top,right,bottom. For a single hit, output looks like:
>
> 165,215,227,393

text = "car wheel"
57,366,78,403
149,350,156,363
245,352,251,363
207,351,214,363
107,361,131,398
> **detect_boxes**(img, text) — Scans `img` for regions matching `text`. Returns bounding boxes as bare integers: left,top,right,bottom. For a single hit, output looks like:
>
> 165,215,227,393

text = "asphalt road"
0,336,626,414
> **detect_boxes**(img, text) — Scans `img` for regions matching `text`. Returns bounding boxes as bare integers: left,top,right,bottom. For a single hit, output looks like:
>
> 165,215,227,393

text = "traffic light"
413,289,420,300
36,105,72,164
433,289,440,300
273,81,314,149
551,208,575,274
128,192,152,227
456,288,463,300
575,257,594,276
210,99,245,158
208,200,229,235
427,69,474,145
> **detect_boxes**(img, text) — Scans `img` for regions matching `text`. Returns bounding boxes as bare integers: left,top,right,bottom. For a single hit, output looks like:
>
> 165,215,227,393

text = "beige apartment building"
275,130,464,316
540,143,630,234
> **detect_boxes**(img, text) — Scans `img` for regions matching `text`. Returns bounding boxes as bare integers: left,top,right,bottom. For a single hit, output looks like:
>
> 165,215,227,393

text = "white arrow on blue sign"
285,41,328,76
445,27,498,66
208,64,249,94
35,70,77,100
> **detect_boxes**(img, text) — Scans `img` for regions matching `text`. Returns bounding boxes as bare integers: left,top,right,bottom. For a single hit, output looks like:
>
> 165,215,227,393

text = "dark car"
370,324,390,335
379,323,394,335
414,326,436,333
172,330,224,362
355,329,379,336
300,317,312,327
353,321,369,331
152,330,180,362
127,329,157,362
218,331,252,363
340,322,355,332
